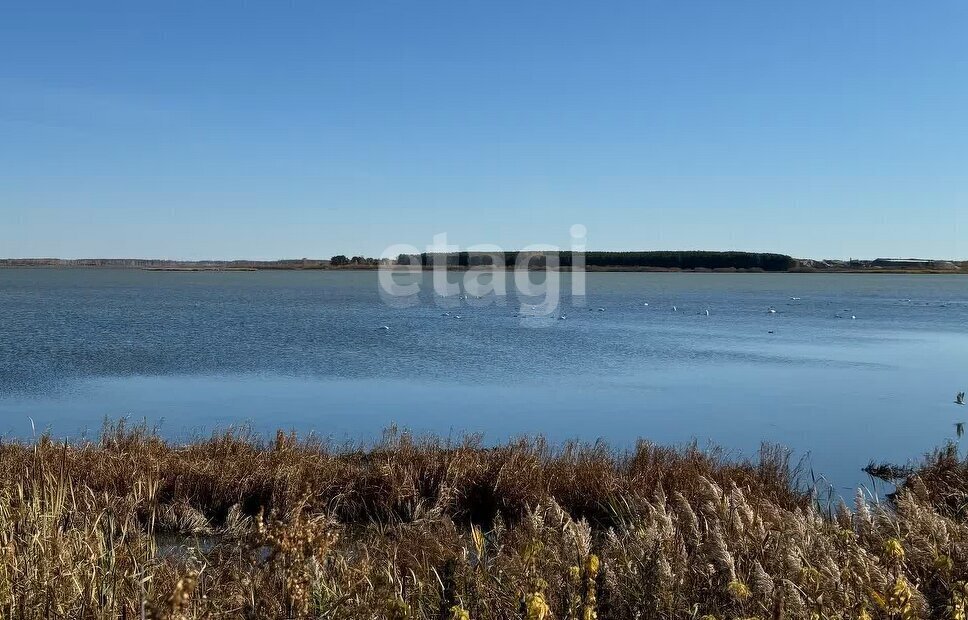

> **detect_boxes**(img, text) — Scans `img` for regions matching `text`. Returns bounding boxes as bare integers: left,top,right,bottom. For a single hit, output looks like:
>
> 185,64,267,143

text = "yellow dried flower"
525,592,551,620
568,565,582,585
449,605,471,620
884,537,905,563
727,580,751,601
887,578,915,620
949,581,968,620
585,554,600,577
837,527,856,543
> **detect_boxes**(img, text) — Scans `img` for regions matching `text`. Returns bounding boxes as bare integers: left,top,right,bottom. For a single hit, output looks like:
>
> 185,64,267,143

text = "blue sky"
2,2,966,260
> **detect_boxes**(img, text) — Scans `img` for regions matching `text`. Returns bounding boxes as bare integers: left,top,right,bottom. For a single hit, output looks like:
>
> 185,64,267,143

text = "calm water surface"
2,268,966,492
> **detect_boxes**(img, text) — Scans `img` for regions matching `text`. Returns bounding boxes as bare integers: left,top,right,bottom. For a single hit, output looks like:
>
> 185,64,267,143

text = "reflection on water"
1,268,967,492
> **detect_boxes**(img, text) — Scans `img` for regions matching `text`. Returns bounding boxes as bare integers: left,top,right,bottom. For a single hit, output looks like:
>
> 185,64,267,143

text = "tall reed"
1,422,965,618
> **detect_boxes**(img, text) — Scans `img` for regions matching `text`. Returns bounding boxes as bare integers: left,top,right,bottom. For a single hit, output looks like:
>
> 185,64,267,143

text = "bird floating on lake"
643,302,649,306
957,392,966,406
790,297,801,301
377,325,389,330
672,306,677,312
558,315,567,320
704,309,710,316
767,308,776,314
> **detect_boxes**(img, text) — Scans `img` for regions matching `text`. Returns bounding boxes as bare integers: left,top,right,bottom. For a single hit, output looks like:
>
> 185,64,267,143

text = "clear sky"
2,2,966,260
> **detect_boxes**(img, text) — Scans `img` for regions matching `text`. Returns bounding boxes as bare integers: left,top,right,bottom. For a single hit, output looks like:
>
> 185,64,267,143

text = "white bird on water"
672,306,677,312
957,392,966,406
767,307,776,314
377,325,389,330
704,309,710,316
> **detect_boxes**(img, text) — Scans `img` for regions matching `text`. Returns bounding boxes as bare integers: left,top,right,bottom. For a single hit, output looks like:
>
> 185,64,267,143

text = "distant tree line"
329,255,383,267
396,251,796,271
581,251,796,271
0,253,817,272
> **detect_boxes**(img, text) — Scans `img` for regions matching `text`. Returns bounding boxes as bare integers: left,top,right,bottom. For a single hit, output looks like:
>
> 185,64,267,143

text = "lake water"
1,268,966,493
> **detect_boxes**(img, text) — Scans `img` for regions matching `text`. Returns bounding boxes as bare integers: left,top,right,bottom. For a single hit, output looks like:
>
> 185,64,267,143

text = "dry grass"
1,422,966,619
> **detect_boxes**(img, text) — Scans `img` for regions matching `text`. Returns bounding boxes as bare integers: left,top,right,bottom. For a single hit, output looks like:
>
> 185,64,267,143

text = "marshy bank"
2,423,967,619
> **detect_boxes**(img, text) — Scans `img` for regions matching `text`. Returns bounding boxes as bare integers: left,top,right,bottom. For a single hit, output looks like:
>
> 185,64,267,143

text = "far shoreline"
1,264,966,275
2,251,966,275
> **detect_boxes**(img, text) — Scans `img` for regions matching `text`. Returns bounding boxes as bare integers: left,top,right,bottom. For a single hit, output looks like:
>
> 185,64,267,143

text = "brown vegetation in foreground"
1,423,967,619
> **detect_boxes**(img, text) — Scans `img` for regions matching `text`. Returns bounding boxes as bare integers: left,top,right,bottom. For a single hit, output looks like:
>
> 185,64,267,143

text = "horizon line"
2,253,965,264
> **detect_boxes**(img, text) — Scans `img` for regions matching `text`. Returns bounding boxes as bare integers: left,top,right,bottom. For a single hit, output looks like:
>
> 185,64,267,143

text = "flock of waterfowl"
375,294,862,330
373,295,963,334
